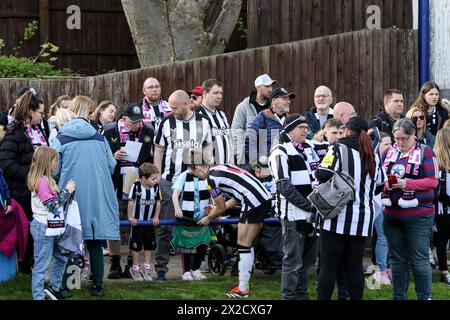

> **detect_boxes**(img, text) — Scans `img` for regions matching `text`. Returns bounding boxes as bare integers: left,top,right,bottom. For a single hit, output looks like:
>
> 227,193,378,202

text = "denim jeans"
384,216,434,300
280,220,318,300
30,219,68,300
374,212,389,271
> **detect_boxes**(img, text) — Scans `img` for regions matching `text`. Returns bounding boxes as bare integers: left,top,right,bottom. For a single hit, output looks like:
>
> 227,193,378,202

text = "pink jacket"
0,199,29,262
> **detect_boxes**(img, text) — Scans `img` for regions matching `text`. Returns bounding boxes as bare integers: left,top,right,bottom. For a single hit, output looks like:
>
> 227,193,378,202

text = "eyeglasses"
34,110,45,117
297,125,310,131
393,135,411,142
314,94,331,99
412,115,425,122
145,85,160,90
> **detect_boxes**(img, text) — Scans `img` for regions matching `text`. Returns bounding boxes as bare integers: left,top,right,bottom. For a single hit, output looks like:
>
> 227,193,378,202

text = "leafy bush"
0,55,78,78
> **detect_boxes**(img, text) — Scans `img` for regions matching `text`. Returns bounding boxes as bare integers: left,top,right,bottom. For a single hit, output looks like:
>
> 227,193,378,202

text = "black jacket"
369,109,403,140
305,106,334,134
0,121,44,201
103,121,155,199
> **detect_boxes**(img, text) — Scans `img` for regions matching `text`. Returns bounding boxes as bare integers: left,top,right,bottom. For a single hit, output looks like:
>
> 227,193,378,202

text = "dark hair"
13,91,44,122
380,131,390,140
202,79,223,94
383,89,403,106
411,81,442,115
138,163,159,179
345,127,375,179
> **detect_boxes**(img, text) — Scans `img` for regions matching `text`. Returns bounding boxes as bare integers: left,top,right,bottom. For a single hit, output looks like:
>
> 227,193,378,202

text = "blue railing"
119,217,280,226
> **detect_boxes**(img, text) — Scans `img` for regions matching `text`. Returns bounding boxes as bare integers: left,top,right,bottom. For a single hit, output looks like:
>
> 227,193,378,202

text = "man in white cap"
231,74,277,166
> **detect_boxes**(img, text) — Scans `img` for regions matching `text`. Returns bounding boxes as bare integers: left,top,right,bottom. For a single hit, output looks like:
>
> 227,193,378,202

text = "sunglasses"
412,115,425,122
190,95,199,101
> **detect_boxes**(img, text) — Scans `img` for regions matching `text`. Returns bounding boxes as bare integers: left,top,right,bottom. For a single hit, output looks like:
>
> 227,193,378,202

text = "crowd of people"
0,74,449,301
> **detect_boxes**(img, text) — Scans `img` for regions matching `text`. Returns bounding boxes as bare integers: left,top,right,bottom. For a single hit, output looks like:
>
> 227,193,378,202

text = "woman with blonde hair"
90,100,118,133
51,95,118,297
410,81,449,136
433,127,450,285
405,107,435,148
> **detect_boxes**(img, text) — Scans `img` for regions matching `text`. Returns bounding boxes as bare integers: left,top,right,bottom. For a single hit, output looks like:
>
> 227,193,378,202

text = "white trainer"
191,269,207,280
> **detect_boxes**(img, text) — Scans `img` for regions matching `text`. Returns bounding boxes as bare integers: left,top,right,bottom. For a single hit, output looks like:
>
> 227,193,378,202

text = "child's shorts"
129,225,156,252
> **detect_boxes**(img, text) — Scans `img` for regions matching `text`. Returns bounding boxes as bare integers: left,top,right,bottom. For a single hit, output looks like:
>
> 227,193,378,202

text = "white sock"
132,265,140,270
238,247,253,292
143,263,150,269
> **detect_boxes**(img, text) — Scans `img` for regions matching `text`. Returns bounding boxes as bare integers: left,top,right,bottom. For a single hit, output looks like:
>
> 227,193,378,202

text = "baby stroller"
207,210,283,276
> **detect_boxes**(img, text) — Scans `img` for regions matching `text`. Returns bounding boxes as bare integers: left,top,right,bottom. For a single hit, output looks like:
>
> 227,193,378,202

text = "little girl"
27,146,75,300
171,150,215,281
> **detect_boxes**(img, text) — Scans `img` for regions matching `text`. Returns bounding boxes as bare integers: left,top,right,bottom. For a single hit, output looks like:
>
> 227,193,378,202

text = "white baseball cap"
254,74,278,87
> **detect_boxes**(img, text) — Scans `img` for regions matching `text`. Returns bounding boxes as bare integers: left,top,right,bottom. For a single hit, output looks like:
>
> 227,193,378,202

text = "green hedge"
0,55,78,78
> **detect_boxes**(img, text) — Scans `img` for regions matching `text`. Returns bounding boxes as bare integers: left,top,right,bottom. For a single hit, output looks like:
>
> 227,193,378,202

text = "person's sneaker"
182,271,194,280
44,287,64,300
60,287,72,298
440,273,450,285
122,265,132,279
107,264,122,279
375,271,391,285
130,266,144,281
91,285,104,297
140,265,153,281
226,285,249,298
156,271,166,281
190,269,207,280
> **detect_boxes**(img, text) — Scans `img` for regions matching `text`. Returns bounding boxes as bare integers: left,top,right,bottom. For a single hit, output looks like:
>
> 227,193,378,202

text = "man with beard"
232,74,277,165
140,77,171,131
245,88,295,166
153,90,213,281
305,86,334,135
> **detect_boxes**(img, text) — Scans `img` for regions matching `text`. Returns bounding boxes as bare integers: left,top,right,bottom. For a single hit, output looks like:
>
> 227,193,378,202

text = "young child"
314,118,343,144
127,163,160,281
27,146,75,300
171,151,216,281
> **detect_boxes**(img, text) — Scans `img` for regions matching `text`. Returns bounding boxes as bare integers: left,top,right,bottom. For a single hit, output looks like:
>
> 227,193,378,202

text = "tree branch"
209,0,242,55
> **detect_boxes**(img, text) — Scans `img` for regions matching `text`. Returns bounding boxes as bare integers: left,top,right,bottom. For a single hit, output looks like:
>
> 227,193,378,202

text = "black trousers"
318,230,366,300
435,214,450,271
181,245,207,273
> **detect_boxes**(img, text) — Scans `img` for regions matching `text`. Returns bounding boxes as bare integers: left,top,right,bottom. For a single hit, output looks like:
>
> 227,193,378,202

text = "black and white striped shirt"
207,164,272,212
128,181,160,221
155,113,213,183
316,139,383,237
196,106,233,164
173,170,211,220
269,139,320,221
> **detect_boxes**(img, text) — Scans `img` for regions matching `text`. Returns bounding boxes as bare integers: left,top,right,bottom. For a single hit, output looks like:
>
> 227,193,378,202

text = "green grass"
2,271,450,300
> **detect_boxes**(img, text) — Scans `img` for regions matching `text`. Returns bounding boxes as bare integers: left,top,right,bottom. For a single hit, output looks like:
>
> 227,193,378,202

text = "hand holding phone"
388,174,398,188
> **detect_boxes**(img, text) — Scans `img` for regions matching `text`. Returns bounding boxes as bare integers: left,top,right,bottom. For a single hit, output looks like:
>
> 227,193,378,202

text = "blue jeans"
384,216,434,300
374,213,389,271
30,220,68,300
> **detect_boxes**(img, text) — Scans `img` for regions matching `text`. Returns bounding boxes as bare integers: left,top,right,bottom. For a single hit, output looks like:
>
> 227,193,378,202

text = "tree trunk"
121,0,242,68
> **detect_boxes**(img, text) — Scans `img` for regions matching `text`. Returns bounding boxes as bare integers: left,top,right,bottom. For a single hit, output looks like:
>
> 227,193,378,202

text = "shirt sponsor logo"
172,139,200,149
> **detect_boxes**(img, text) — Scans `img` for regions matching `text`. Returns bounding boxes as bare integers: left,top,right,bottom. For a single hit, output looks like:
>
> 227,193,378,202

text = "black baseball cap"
123,103,144,122
270,87,296,100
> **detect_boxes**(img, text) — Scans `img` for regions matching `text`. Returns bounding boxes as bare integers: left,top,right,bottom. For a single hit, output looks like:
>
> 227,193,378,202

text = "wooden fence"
247,0,413,48
0,29,417,122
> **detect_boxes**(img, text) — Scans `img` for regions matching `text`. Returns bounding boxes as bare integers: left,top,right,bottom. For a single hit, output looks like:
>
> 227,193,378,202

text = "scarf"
25,125,47,149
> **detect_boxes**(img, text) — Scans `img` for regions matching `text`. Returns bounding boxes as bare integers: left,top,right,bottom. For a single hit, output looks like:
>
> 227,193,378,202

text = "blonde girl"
28,146,75,300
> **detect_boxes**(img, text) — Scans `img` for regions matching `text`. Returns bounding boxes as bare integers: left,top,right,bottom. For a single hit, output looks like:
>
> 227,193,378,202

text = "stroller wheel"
208,244,227,276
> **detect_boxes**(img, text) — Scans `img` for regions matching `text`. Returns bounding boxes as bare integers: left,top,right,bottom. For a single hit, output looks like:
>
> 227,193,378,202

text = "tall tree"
121,0,242,67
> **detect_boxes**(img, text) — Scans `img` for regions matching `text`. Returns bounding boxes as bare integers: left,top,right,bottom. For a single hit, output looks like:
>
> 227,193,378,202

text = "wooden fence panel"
0,29,418,124
248,0,413,48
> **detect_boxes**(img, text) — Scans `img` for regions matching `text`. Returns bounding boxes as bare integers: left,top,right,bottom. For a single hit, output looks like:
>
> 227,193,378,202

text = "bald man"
306,86,335,134
333,102,357,125
152,90,213,281
140,77,171,131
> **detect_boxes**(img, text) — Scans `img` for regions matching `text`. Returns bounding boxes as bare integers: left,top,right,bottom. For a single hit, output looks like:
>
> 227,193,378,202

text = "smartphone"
388,174,398,188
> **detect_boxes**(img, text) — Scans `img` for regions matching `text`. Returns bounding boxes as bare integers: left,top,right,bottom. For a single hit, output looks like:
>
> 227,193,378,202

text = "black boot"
107,255,122,279
121,255,133,278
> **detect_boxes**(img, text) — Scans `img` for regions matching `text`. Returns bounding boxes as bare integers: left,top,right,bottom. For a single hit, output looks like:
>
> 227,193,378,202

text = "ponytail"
359,130,375,179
